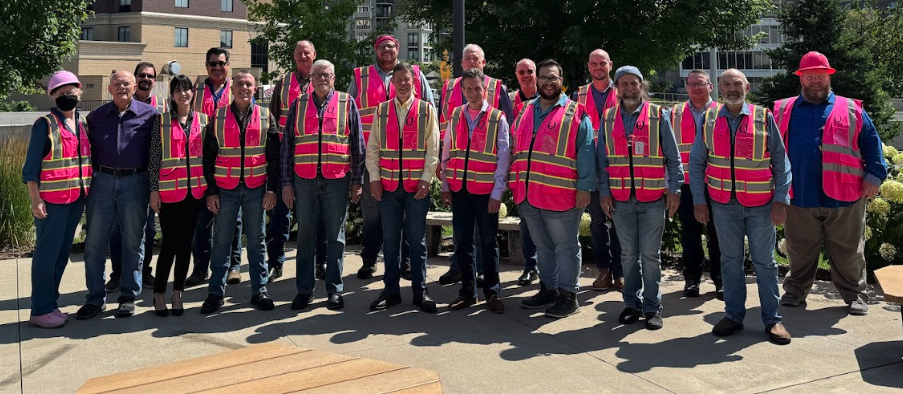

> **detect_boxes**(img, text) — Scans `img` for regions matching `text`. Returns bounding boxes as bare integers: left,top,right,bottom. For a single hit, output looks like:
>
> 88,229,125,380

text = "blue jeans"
207,185,267,296
452,191,500,298
589,191,623,276
380,187,430,296
32,197,84,315
192,207,243,276
520,220,538,271
361,172,408,266
293,174,350,294
612,197,666,313
712,199,781,326
265,193,292,266
110,206,155,278
519,201,582,293
83,172,150,305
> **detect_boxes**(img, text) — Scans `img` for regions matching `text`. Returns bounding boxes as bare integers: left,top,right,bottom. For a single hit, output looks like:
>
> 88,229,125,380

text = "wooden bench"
77,343,442,394
874,265,903,337
424,211,526,266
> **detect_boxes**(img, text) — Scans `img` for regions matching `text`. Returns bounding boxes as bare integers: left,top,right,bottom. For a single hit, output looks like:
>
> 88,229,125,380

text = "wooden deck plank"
386,381,443,394
121,350,354,394
875,265,903,304
292,368,441,394
194,358,406,394
77,343,307,394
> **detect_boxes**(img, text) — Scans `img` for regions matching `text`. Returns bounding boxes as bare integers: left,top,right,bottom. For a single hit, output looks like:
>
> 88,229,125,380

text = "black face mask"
55,95,79,111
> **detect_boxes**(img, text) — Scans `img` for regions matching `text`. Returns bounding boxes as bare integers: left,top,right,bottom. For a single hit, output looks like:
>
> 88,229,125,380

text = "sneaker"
227,270,242,285
644,312,663,330
521,283,558,309
618,307,642,324
370,291,402,311
848,299,869,316
315,264,326,280
357,263,377,279
486,296,505,314
185,273,207,288
413,293,437,313
251,292,275,311
267,264,283,281
142,273,155,289
448,296,477,311
612,277,624,292
115,300,136,318
545,290,579,318
75,304,105,320
438,269,462,285
291,293,315,311
516,269,538,286
28,313,66,328
592,269,613,291
766,323,792,345
780,293,804,307
402,262,413,281
105,275,121,293
200,294,225,314
712,317,744,337
52,309,68,322
683,279,700,297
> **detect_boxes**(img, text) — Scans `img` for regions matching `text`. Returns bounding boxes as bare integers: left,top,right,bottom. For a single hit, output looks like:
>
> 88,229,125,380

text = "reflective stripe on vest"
354,65,424,144
439,76,502,142
602,102,665,202
293,92,352,180
38,113,92,204
378,99,430,192
576,83,618,138
446,106,502,195
508,99,582,211
212,106,269,190
194,78,231,119
672,101,718,185
277,72,314,135
159,111,208,202
774,95,864,202
149,95,168,114
703,104,774,207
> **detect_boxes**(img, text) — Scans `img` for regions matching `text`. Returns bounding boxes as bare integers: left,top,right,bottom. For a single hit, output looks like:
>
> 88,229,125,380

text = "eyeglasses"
136,73,156,80
311,73,334,80
538,76,561,83
803,74,828,83
207,61,228,68
687,82,711,88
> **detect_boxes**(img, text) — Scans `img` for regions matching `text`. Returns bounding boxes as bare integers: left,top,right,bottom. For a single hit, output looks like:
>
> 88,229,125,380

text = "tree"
244,0,395,89
0,0,92,99
397,0,772,89
756,0,900,142
873,5,903,97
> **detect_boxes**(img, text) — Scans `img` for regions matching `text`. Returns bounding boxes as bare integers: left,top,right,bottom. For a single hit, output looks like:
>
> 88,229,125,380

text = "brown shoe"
486,296,505,314
766,323,791,345
592,269,613,291
448,296,477,311
612,277,624,292
227,270,241,285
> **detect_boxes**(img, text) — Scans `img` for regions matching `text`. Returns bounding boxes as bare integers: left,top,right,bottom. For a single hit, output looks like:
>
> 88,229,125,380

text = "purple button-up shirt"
86,99,158,169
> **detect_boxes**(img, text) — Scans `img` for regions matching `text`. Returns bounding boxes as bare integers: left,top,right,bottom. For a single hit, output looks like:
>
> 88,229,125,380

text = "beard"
618,91,641,108
802,84,830,103
722,91,745,106
137,81,152,91
539,87,559,100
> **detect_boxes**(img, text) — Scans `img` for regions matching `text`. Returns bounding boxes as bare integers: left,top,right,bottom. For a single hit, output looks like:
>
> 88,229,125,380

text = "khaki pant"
782,198,868,303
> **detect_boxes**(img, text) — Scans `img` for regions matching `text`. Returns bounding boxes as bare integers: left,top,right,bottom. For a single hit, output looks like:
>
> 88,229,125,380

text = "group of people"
23,34,887,346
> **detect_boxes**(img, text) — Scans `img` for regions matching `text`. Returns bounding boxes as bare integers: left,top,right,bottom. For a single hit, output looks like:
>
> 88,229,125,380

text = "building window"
80,27,94,41
357,5,368,13
220,30,233,48
221,0,233,12
354,19,371,29
407,33,419,46
176,0,188,8
251,41,269,73
119,0,131,12
174,28,189,47
356,33,368,42
117,26,131,42
407,48,420,61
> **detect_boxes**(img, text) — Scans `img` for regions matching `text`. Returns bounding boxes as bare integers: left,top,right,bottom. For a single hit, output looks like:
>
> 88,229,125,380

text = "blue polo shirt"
785,92,887,208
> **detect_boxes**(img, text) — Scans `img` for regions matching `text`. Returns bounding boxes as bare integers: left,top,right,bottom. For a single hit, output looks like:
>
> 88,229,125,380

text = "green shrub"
0,134,34,248
0,100,37,112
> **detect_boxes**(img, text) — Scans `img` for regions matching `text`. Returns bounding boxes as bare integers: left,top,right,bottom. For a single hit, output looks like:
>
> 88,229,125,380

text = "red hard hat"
794,51,836,76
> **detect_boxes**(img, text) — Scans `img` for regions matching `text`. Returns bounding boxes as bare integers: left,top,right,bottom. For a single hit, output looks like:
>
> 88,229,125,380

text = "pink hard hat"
794,51,836,76
47,70,81,95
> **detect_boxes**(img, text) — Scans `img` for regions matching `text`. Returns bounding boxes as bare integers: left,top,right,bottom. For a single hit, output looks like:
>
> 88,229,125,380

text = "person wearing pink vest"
349,35,435,281
775,52,887,316
147,75,208,317
201,71,281,314
281,60,365,311
689,69,792,345
441,68,511,314
672,69,723,300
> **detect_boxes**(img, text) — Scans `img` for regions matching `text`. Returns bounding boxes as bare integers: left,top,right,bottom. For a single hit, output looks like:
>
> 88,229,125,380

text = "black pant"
677,184,721,282
154,195,202,293
452,191,501,299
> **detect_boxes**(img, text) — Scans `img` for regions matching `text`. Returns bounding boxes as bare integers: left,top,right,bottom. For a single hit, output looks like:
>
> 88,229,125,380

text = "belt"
98,165,146,176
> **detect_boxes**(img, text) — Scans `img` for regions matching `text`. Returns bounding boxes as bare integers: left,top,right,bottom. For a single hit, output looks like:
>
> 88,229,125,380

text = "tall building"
350,0,435,63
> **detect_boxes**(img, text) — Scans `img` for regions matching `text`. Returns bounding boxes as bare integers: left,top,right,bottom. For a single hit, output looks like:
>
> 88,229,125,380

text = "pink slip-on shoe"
28,313,66,328
53,309,69,322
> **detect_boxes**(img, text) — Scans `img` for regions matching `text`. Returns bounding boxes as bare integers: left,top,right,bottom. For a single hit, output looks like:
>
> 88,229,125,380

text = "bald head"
108,70,137,108
515,58,537,93
718,68,750,105
294,40,317,74
720,68,748,84
588,49,613,82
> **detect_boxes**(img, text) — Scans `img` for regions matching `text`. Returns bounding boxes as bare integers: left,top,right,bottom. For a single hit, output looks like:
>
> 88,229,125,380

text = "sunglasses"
137,73,156,79
207,61,228,68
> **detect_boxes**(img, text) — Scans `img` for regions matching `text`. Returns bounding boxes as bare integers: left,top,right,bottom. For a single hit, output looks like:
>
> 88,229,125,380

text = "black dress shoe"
357,263,377,279
683,280,700,297
115,300,136,318
413,293,437,313
327,293,345,310
712,317,744,337
475,274,485,288
369,291,402,311
315,264,326,280
401,262,413,281
438,269,462,285
291,293,315,310
76,304,105,320
153,296,169,317
267,264,283,281
200,294,225,314
517,269,538,286
184,273,207,287
251,292,275,311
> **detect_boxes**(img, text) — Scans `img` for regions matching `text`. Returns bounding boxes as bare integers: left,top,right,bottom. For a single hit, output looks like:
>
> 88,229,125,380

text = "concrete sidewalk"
1,248,901,393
